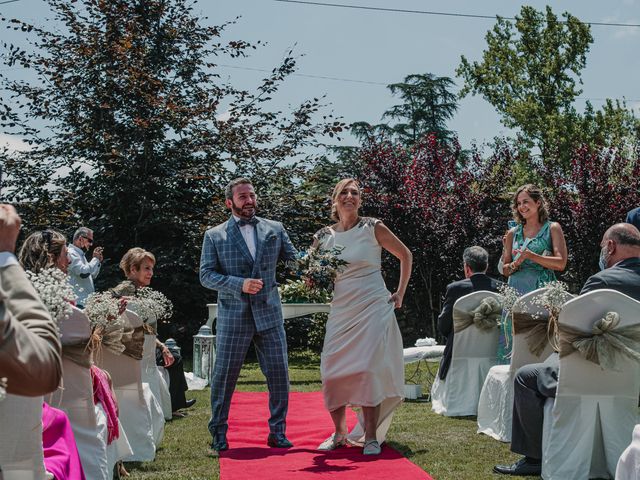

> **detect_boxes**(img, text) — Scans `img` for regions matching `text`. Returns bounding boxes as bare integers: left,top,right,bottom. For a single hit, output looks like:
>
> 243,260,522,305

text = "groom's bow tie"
238,217,258,227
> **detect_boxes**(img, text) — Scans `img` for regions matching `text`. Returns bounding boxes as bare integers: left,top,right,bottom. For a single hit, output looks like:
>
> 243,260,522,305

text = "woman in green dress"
498,185,568,363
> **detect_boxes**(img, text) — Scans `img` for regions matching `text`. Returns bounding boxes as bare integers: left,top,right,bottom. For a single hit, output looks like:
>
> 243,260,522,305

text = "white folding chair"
616,424,640,480
48,306,110,480
541,290,640,480
141,324,172,421
477,288,574,442
96,309,156,462
431,290,502,416
0,394,46,480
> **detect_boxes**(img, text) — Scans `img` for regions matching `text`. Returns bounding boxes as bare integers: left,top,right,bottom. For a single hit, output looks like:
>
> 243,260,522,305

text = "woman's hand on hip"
389,292,404,309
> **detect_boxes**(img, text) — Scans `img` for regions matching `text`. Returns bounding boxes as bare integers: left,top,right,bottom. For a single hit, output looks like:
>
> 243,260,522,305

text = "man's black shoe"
207,434,229,457
185,398,196,408
493,457,541,476
267,433,294,448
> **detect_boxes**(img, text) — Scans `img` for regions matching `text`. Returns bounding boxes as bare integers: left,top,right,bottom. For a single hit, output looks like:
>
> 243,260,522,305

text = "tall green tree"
0,0,343,342
457,5,638,168
351,73,458,147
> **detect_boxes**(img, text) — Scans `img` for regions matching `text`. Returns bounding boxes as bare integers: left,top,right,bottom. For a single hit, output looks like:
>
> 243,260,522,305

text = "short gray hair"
463,246,489,273
73,227,92,242
225,177,253,200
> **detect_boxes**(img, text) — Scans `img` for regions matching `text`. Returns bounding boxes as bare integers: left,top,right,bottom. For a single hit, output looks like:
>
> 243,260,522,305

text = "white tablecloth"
403,345,445,364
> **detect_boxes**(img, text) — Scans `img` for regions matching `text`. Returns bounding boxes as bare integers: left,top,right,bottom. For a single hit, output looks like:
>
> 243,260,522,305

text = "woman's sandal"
362,440,381,455
317,433,347,451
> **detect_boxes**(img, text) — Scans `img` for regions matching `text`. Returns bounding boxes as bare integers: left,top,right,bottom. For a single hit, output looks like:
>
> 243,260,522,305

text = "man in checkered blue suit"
200,177,298,455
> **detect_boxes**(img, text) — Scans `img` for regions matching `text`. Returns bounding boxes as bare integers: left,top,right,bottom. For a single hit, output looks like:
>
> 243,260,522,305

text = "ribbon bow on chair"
453,296,503,333
558,312,640,370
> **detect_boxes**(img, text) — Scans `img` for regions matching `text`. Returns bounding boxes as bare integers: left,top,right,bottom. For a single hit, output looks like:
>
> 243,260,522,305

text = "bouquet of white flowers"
26,268,76,330
532,280,571,350
498,284,521,320
132,287,173,323
84,291,124,330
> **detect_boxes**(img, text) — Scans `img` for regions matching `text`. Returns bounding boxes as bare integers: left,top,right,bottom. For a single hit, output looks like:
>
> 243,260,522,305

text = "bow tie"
238,217,258,227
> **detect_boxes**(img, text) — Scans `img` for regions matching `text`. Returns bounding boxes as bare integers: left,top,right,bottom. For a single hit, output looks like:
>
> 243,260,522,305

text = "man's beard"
231,200,256,219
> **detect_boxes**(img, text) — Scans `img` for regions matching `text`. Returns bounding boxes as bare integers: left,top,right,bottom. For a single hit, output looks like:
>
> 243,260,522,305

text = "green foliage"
351,73,458,147
0,0,344,347
458,5,639,169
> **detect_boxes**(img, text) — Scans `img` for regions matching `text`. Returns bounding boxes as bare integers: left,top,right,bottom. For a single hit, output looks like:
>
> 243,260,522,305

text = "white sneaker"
317,433,347,451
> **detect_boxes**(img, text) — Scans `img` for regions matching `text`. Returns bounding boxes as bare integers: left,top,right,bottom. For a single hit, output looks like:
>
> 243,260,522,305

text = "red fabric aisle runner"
220,391,433,480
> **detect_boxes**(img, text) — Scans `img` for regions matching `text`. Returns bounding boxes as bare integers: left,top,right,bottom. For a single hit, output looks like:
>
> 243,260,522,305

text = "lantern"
193,324,216,384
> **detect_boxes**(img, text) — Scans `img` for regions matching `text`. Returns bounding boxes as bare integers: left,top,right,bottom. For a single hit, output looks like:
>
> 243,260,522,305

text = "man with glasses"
68,227,103,307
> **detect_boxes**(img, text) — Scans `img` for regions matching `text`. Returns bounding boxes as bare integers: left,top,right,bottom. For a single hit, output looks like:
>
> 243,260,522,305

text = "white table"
206,303,331,328
403,345,445,400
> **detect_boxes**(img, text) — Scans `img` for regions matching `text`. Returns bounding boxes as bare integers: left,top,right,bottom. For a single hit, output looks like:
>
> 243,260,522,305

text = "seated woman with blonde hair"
114,247,194,417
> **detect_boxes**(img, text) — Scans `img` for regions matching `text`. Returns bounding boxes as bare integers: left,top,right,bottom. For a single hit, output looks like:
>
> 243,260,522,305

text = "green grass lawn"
125,351,537,480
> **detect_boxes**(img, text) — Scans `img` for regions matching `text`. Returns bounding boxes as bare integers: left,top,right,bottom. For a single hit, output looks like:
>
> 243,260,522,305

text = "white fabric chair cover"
541,290,640,480
48,306,110,480
431,290,502,416
142,333,169,437
616,424,640,480
105,416,132,474
141,327,172,420
96,309,156,462
0,394,46,480
477,288,574,442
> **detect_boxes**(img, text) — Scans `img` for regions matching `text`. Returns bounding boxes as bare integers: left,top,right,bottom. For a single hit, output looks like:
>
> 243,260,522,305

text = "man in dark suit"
494,223,640,476
437,246,502,380
626,207,640,231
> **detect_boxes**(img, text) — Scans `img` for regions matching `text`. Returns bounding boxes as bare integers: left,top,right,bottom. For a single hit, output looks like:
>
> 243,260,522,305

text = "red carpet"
220,391,433,480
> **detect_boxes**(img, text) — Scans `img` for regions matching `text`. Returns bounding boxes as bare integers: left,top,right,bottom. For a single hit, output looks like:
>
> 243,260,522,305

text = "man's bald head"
600,223,640,269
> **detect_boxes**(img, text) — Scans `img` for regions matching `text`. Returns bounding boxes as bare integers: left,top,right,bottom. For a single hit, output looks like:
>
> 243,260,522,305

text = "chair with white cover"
96,309,156,461
140,313,172,421
0,394,46,480
616,424,640,480
48,306,110,480
431,290,503,416
541,290,640,480
477,288,574,442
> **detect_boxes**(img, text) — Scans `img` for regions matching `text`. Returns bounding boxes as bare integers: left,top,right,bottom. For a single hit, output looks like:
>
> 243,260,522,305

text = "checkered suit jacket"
200,216,297,332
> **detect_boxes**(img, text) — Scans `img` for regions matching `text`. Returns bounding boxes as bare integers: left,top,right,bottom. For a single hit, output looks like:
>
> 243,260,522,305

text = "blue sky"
1,0,639,151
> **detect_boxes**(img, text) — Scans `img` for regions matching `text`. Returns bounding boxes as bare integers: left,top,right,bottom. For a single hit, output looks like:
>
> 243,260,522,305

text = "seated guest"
114,247,195,417
627,206,640,231
494,223,640,476
437,246,502,380
0,204,62,395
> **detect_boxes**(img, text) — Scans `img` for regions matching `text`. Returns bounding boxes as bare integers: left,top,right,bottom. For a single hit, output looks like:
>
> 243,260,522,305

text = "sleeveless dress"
316,217,404,445
497,220,556,363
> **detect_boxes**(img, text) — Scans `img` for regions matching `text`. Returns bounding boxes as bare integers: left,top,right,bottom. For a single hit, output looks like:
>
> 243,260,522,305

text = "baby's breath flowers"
84,291,123,330
26,268,76,330
130,287,173,323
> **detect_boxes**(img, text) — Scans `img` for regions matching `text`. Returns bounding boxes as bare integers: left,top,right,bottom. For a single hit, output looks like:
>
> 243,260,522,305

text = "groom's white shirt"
233,215,256,259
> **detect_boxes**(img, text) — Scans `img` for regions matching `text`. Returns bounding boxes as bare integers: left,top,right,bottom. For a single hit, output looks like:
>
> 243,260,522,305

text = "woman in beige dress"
315,178,412,455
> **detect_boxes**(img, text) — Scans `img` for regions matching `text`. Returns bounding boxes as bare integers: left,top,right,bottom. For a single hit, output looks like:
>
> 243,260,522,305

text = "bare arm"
501,228,516,277
374,222,412,308
515,222,567,272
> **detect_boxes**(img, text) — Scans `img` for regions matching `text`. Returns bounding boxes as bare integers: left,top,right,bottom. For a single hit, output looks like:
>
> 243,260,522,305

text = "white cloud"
0,134,31,152
215,110,232,123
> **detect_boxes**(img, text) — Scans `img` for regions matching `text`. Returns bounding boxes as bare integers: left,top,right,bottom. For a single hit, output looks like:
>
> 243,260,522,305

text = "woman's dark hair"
511,184,549,225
